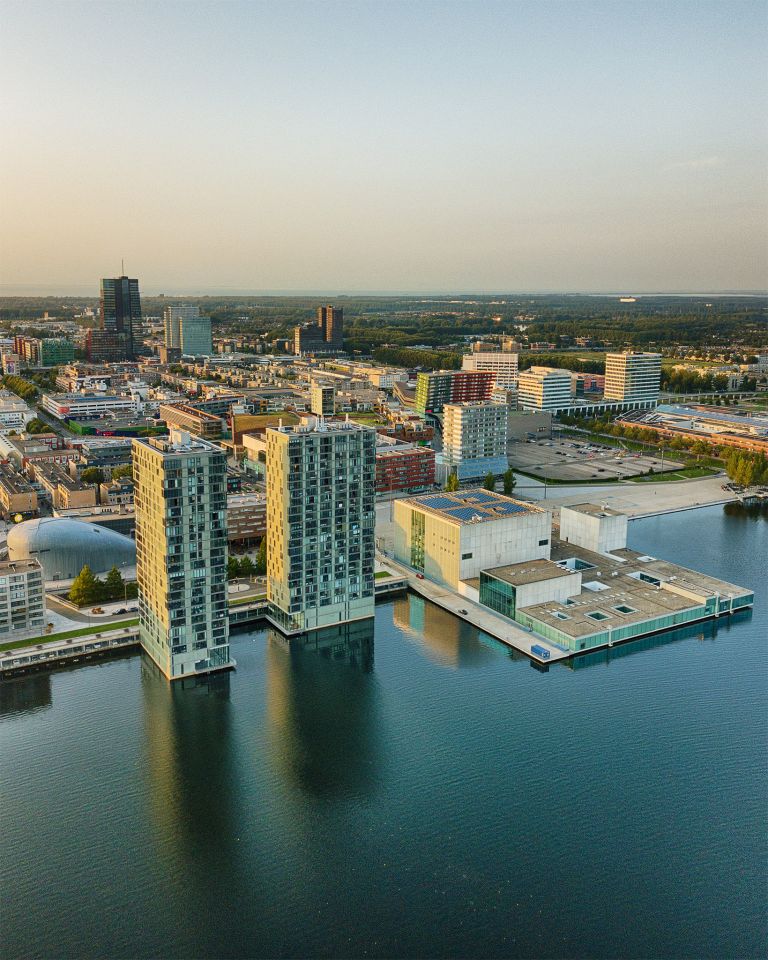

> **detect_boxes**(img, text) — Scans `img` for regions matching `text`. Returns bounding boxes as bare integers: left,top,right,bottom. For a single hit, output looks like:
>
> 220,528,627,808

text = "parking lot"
509,436,683,481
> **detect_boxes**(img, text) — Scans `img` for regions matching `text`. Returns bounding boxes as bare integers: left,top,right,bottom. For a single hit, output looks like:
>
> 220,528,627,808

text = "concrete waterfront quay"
0,624,140,676
377,555,568,664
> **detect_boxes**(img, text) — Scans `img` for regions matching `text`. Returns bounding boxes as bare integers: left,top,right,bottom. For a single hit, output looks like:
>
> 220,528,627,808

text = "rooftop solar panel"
443,506,489,521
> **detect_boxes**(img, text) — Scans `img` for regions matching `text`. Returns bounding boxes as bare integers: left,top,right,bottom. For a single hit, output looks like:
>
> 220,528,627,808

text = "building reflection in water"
140,656,238,864
559,611,752,671
266,619,381,798
0,672,53,718
393,594,498,669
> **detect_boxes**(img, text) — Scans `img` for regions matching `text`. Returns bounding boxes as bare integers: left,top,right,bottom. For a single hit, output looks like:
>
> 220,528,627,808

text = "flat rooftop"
401,489,542,524
482,559,575,586
519,539,753,640
562,502,625,518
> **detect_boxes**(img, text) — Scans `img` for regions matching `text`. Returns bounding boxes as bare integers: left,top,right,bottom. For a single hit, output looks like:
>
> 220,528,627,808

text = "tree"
25,418,49,434
80,467,105,485
111,463,133,480
502,467,516,496
483,472,496,492
445,471,460,492
69,565,102,606
227,556,240,580
239,556,255,577
104,566,124,598
255,538,267,575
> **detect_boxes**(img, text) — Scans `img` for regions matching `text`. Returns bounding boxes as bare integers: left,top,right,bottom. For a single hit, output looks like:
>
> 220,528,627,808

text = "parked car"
457,609,468,615
415,573,425,579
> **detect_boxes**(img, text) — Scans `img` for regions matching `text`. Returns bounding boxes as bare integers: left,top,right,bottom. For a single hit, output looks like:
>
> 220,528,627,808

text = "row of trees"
661,369,758,394
724,451,768,488
69,565,137,606
227,539,267,580
445,468,516,495
372,346,462,371
2,374,38,401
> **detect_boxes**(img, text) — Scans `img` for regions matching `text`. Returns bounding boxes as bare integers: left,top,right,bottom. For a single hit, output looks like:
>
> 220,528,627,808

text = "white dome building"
7,517,136,581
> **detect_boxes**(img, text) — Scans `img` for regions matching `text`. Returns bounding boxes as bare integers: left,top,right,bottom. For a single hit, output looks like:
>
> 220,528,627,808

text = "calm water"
1,504,766,959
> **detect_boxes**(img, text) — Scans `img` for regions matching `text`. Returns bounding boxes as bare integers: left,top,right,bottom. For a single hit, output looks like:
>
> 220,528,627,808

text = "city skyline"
1,0,766,294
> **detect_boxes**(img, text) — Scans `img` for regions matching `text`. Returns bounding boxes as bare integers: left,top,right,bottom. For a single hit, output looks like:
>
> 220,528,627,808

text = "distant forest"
1,293,765,350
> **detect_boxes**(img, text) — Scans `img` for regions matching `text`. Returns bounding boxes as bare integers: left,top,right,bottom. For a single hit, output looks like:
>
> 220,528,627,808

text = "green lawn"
0,618,139,654
374,571,392,579
629,466,718,483
230,593,267,606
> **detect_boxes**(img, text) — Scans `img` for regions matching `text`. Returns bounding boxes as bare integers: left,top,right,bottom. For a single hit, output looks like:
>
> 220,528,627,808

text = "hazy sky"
1,0,766,294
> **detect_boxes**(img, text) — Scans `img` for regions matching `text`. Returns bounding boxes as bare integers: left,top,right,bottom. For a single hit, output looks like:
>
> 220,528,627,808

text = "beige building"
462,351,519,389
159,403,223,440
393,489,551,590
0,464,38,519
604,352,661,403
517,367,573,412
133,429,232,680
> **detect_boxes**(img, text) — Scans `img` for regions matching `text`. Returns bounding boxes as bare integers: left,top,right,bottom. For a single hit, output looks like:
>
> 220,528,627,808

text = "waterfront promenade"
377,554,569,664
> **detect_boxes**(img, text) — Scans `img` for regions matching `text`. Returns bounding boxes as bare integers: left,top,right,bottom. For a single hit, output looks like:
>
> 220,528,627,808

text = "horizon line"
1,286,767,299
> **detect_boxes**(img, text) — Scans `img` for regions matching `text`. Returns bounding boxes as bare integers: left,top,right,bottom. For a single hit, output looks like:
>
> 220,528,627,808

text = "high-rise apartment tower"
266,418,376,632
133,429,232,680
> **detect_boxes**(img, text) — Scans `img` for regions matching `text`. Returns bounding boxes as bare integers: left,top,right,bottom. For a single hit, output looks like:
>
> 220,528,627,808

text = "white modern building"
517,367,573,412
0,393,35,434
559,503,629,555
462,351,519,389
438,402,508,480
604,352,661,403
266,418,376,632
41,392,142,421
0,559,45,638
133,429,232,681
393,489,551,589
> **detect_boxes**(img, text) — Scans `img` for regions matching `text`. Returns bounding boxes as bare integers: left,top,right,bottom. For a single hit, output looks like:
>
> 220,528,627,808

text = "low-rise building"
41,391,141,421
159,403,223,440
375,436,435,494
99,476,135,507
227,492,267,547
0,464,38,520
0,392,35,434
393,489,551,589
507,409,552,441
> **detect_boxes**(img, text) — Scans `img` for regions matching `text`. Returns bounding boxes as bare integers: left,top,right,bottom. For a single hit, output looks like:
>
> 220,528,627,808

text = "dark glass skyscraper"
99,275,142,359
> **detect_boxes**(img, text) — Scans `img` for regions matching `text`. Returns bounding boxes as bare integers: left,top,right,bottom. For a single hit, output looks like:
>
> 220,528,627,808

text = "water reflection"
723,500,768,521
393,594,498,669
0,672,52,717
140,656,237,859
560,610,752,670
266,620,381,797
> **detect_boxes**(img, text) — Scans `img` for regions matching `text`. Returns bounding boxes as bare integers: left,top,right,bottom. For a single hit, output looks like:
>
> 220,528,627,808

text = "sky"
1,0,766,295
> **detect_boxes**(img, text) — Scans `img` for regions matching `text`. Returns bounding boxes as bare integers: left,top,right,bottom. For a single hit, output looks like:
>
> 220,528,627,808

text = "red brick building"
375,443,435,494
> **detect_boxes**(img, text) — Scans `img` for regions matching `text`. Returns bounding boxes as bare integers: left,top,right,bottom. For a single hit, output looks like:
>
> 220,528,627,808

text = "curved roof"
7,517,136,579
